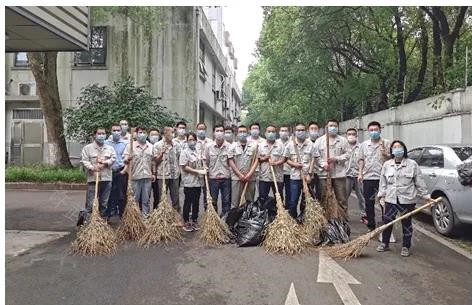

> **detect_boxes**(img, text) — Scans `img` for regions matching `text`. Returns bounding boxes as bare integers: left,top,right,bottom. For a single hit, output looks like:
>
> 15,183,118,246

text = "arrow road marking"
284,282,301,305
317,251,362,305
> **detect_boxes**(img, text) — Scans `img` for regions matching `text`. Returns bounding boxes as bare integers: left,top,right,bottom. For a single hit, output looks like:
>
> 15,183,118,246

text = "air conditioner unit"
18,82,36,96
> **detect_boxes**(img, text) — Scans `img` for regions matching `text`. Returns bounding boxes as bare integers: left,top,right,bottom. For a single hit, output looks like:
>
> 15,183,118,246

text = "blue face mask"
137,133,147,143
96,134,106,144
120,124,128,134
112,131,121,141
279,131,289,141
149,135,160,144
197,130,206,139
370,131,381,140
392,148,404,158
250,129,260,137
295,130,306,141
224,132,233,142
188,140,196,150
238,132,248,142
265,132,276,141
328,126,338,135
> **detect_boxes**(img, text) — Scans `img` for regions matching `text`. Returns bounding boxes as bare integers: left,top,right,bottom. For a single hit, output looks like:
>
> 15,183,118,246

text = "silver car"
408,144,472,236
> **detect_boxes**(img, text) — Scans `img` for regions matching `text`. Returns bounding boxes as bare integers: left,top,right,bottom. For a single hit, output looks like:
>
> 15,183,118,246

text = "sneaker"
376,243,389,252
183,222,193,232
401,247,410,257
191,221,200,231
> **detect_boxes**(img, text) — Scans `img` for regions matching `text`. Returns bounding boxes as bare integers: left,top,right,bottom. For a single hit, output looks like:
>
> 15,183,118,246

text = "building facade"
5,6,242,165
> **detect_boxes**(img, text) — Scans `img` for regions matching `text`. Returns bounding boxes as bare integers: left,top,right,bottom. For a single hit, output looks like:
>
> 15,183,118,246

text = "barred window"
74,27,107,66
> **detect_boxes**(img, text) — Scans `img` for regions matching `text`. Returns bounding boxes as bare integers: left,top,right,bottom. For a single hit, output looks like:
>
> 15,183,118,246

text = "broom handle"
270,165,280,196
239,143,259,207
374,197,443,234
325,127,331,180
94,171,100,200
292,137,310,197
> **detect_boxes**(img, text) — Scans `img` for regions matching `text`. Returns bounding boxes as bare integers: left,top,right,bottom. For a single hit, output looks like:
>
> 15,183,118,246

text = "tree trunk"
431,18,445,90
27,52,72,167
406,9,428,103
394,8,407,106
377,76,389,111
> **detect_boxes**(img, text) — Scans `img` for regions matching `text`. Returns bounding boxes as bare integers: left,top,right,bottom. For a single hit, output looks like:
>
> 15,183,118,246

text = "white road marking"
284,282,300,305
6,230,69,257
317,251,362,305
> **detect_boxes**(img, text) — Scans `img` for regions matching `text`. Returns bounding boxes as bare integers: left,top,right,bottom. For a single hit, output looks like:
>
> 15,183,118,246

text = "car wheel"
432,196,455,236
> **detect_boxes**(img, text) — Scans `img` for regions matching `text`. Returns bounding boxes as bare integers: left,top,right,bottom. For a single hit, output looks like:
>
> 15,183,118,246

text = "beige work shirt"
81,142,116,182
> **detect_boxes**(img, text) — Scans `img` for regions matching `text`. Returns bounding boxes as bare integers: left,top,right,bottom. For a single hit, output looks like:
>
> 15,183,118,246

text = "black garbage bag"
260,197,277,222
319,218,351,246
457,157,472,186
223,206,244,235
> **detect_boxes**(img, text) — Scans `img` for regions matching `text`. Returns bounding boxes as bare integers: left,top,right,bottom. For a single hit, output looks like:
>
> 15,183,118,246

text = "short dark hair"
346,128,357,134
224,125,233,132
249,122,260,129
135,126,147,133
294,122,305,128
176,121,187,128
326,118,339,126
186,131,197,141
149,128,159,133
390,140,408,158
238,125,248,132
95,127,106,134
368,121,381,129
266,123,277,130
308,121,320,128
196,122,207,129
213,124,224,131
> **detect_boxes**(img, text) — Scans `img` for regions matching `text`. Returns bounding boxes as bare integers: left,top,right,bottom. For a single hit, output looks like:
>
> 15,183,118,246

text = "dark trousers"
313,174,322,201
209,178,231,215
287,180,303,218
258,180,283,203
382,202,415,248
107,170,126,217
282,174,291,203
85,181,112,219
363,179,380,229
151,179,160,210
183,187,201,222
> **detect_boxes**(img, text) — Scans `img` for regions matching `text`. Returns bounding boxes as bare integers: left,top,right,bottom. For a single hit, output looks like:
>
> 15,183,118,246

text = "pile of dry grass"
116,183,148,241
300,193,327,243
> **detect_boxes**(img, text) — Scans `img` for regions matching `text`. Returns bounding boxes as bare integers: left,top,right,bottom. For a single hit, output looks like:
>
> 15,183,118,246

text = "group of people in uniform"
81,118,433,256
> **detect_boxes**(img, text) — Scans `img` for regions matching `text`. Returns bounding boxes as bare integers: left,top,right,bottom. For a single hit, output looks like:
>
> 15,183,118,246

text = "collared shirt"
346,143,360,177
204,141,233,179
196,137,214,160
358,138,392,180
172,137,187,157
229,141,258,181
283,139,314,180
153,139,180,179
313,135,350,179
378,158,430,205
104,138,128,171
108,132,131,142
81,142,116,182
179,147,204,187
258,139,285,182
124,141,153,180
280,139,292,176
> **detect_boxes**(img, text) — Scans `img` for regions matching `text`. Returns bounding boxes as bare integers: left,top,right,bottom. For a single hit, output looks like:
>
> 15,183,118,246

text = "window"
199,40,207,81
74,27,107,66
199,39,205,64
14,52,28,67
452,146,472,161
212,66,216,91
418,147,444,168
408,148,423,163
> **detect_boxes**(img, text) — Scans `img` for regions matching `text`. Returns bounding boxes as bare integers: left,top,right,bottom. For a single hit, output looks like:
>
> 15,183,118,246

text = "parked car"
408,144,472,236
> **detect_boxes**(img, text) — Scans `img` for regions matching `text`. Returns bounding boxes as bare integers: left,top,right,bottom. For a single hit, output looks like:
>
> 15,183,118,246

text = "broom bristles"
138,193,182,247
70,197,118,256
323,227,380,260
198,194,232,246
300,195,327,243
116,188,148,241
262,193,309,255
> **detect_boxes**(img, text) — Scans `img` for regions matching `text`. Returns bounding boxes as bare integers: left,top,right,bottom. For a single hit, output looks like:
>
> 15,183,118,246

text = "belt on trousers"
112,166,125,173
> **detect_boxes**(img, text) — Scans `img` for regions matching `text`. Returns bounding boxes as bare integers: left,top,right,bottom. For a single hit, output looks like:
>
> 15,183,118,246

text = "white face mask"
347,135,357,144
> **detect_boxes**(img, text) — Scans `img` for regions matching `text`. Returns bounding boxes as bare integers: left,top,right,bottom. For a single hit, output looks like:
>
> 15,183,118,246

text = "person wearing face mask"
308,121,322,202
104,123,129,218
124,127,154,217
180,132,206,232
173,121,188,152
247,122,265,144
204,124,233,215
345,128,367,224
224,126,235,144
108,119,131,141
376,140,432,257
358,121,391,231
195,122,213,209
228,125,258,208
148,128,161,211
154,126,181,212
278,125,291,203
283,123,314,218
258,124,286,203
80,127,116,224
313,119,350,219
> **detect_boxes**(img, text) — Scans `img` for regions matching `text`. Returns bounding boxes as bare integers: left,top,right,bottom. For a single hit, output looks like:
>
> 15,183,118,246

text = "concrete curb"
6,182,87,191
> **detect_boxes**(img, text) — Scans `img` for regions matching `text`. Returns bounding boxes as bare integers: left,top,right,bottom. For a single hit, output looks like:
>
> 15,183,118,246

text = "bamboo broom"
138,157,182,247
239,144,259,207
71,171,118,256
116,129,147,241
198,163,232,246
262,165,309,255
324,197,443,260
293,137,327,243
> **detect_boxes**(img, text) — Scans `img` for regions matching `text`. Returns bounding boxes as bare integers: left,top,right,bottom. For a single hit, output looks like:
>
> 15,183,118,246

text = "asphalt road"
5,190,472,305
